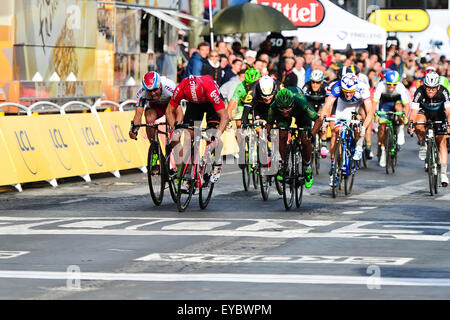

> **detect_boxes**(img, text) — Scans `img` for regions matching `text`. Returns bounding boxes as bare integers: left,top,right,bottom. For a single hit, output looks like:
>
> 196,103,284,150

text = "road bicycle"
327,114,362,198
375,111,404,174
276,126,309,210
411,120,447,196
311,131,321,175
174,124,221,212
130,121,177,206
239,119,259,192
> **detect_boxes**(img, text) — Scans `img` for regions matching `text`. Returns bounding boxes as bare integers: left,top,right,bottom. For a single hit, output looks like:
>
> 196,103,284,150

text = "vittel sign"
258,0,325,27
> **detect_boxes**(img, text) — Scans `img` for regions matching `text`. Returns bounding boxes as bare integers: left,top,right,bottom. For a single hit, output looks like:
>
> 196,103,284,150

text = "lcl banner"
257,0,325,27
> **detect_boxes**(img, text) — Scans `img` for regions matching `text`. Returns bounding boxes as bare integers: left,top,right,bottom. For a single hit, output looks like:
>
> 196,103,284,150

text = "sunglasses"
311,81,322,84
386,83,397,87
279,106,292,111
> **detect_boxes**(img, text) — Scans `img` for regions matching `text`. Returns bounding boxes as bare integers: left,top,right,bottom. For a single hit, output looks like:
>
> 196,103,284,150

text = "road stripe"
135,253,413,266
350,179,424,200
1,270,450,287
60,198,88,204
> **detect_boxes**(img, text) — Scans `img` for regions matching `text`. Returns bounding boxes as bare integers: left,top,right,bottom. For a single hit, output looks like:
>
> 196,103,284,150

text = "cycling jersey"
373,81,410,105
230,81,251,118
268,86,319,128
241,78,282,123
330,81,371,120
411,85,450,123
136,76,176,117
302,81,327,111
169,75,226,112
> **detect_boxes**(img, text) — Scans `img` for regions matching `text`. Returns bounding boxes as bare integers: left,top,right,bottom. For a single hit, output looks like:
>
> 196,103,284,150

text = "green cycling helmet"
244,68,261,85
275,88,294,109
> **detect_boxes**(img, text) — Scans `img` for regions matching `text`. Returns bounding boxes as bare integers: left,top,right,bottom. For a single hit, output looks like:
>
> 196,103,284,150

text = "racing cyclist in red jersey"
166,75,230,183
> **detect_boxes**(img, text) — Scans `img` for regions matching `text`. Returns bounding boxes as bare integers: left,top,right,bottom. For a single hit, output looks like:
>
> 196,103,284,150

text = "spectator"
388,54,405,78
257,39,272,57
303,47,314,70
232,41,242,55
216,41,230,57
222,58,243,85
293,56,306,88
278,57,298,88
244,50,257,68
253,59,268,76
183,42,210,78
319,50,332,69
202,49,223,85
403,57,416,87
219,70,246,103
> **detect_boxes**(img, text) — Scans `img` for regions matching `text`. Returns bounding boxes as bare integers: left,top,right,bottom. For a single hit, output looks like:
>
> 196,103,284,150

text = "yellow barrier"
97,111,147,170
65,113,119,175
0,116,56,183
0,126,19,186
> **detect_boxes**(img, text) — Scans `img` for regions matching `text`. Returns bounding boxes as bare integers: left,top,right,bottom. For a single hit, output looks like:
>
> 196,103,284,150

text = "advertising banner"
0,125,19,186
257,0,325,27
65,113,119,174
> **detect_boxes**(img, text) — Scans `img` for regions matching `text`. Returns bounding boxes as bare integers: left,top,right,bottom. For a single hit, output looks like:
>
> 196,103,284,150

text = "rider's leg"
437,135,448,186
144,108,158,141
395,101,406,145
415,113,427,161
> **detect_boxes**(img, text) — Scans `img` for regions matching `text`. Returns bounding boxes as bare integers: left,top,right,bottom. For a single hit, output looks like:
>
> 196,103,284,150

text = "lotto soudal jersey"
168,75,226,112
136,76,176,109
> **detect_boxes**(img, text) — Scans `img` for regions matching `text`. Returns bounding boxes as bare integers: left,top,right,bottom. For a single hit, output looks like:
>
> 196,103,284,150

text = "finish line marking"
0,270,450,287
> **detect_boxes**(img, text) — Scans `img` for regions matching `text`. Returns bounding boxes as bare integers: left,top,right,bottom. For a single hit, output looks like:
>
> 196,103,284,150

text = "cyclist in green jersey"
226,68,261,128
268,87,323,188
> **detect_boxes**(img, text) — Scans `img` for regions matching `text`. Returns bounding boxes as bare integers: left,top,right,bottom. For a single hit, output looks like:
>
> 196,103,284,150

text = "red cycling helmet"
142,71,161,91
183,76,205,102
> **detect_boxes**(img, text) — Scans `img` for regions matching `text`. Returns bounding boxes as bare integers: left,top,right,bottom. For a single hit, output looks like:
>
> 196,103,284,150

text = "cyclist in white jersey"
129,71,179,141
319,73,374,185
372,70,410,167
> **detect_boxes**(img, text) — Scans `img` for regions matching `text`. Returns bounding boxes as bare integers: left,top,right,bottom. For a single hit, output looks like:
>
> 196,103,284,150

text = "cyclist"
129,71,179,141
303,69,328,158
409,71,450,187
372,70,410,167
165,75,230,183
269,88,323,188
241,75,282,127
227,68,261,125
319,73,374,186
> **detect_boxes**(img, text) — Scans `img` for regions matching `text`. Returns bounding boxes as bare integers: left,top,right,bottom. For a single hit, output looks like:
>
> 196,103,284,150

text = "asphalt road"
0,132,449,301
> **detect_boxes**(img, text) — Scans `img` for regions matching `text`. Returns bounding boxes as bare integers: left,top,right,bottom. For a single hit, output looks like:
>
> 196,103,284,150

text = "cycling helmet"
385,70,400,85
275,88,294,109
142,71,161,91
310,70,325,82
340,73,358,92
183,76,205,102
244,68,261,85
424,71,440,88
258,75,275,96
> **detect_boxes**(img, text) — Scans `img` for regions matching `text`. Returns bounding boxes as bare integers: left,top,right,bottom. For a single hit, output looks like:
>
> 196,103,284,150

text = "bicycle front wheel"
294,148,304,208
282,145,295,210
147,142,165,206
176,164,195,212
199,161,215,210
385,126,393,174
332,138,344,198
242,137,251,191
344,158,356,195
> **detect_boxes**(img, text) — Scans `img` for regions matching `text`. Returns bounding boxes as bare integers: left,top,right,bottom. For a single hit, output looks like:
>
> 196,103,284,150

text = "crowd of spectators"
177,34,450,101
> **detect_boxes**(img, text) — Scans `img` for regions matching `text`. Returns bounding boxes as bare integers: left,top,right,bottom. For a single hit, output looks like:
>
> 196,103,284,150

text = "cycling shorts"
183,101,220,128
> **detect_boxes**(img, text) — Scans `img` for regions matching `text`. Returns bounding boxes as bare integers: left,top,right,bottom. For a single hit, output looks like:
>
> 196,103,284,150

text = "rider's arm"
319,95,336,120
129,106,144,139
226,99,238,119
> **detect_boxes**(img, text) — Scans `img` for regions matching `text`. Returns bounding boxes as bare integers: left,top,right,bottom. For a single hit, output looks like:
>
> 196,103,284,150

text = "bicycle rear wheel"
176,163,195,212
344,158,356,195
362,140,368,169
242,137,251,191
199,156,215,210
295,148,304,208
385,127,393,174
282,145,294,210
147,142,165,206
332,138,344,198
427,141,436,196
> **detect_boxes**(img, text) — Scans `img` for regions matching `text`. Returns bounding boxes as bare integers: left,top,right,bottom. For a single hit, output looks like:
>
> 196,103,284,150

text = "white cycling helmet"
311,70,324,82
340,73,358,92
424,71,440,88
258,75,275,96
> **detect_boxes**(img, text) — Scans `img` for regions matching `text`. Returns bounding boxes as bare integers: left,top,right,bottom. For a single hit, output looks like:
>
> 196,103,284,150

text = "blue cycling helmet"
385,70,400,85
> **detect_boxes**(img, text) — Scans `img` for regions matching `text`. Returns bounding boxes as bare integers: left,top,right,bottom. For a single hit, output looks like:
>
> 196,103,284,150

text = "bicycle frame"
332,118,361,177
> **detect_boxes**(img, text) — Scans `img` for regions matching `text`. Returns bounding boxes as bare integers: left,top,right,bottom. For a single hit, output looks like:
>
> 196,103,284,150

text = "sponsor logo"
258,0,325,27
368,9,430,32
210,90,221,105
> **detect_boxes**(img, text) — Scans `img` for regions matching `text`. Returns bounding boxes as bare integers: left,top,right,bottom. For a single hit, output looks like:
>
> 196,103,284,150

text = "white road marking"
359,207,377,210
337,200,358,205
60,198,88,204
0,217,448,241
136,253,413,266
0,251,29,259
350,179,424,200
59,220,130,229
1,270,450,287
342,211,365,215
161,222,230,231
435,193,450,201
